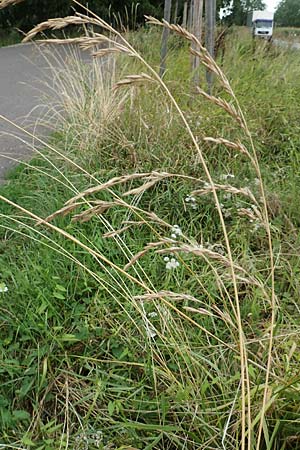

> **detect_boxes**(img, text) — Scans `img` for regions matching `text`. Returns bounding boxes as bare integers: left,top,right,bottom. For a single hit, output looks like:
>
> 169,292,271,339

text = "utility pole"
205,0,216,93
160,0,172,77
192,0,203,85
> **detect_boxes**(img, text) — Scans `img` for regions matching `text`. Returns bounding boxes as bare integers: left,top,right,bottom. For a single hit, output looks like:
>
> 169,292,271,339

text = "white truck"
247,11,274,39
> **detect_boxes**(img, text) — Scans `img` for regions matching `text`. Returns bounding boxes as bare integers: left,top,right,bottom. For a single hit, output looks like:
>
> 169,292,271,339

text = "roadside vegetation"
0,27,20,46
1,15,300,450
274,26,300,42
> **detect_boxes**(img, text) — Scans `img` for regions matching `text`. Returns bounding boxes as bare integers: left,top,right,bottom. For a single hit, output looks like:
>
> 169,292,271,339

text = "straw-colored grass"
0,0,24,9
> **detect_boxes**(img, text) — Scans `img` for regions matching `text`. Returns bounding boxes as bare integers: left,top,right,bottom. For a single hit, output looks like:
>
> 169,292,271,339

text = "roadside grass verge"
274,26,300,42
1,17,300,450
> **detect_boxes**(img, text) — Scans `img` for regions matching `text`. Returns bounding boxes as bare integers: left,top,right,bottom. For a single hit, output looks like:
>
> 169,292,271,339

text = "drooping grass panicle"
23,16,96,42
197,88,247,130
0,0,24,9
191,183,259,206
204,137,251,159
65,172,159,205
64,172,179,206
114,73,156,89
36,36,135,58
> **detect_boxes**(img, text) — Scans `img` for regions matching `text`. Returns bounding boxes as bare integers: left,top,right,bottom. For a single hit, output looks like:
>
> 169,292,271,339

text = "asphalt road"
274,39,300,50
0,42,90,183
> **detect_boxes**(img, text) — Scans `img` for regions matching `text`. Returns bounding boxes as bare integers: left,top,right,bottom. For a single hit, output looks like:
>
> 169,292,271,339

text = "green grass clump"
0,28,21,47
1,16,300,450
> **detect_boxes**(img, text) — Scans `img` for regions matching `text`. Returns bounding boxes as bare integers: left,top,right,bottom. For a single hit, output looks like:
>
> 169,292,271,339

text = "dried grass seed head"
0,0,24,8
197,88,246,130
23,12,114,43
114,73,155,90
204,137,250,158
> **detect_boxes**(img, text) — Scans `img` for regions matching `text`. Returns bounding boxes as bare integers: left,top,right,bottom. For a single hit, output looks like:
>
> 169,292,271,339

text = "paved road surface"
274,39,300,51
0,43,90,183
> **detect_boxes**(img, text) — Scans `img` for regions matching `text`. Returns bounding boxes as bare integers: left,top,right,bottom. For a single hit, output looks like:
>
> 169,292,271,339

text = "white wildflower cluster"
250,220,262,233
91,431,103,448
146,306,170,336
74,434,88,450
141,301,158,339
220,173,235,181
0,283,8,293
223,193,232,200
205,241,225,255
74,431,103,449
170,224,182,239
185,195,197,210
219,202,232,218
146,327,156,339
145,319,157,339
164,256,180,270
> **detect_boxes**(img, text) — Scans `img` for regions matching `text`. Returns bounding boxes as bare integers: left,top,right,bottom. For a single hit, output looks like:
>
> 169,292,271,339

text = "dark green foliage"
0,0,71,31
223,0,266,25
0,0,164,32
275,0,300,27
80,0,164,27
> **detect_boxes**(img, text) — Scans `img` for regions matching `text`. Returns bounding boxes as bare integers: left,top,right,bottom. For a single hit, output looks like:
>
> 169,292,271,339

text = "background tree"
0,0,71,31
0,0,164,31
275,0,300,27
223,0,266,25
0,0,273,32
86,0,163,25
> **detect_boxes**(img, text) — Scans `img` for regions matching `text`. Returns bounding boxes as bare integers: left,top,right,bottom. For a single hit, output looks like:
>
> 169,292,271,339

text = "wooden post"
213,0,217,25
173,0,179,24
182,1,188,28
205,0,216,93
188,0,194,31
160,0,172,77
192,0,203,85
